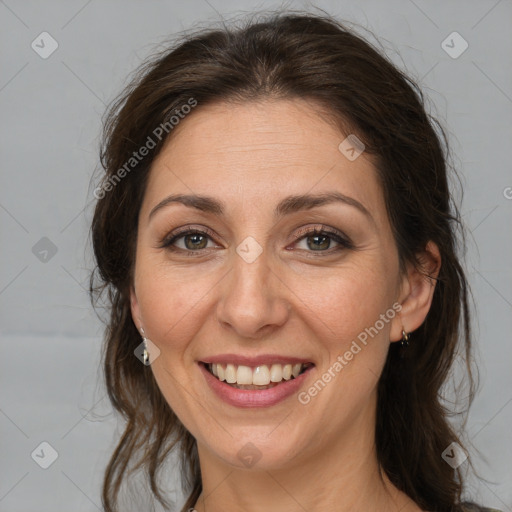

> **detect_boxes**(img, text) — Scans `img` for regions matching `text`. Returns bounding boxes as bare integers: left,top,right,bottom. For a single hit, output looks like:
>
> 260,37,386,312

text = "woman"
90,11,501,512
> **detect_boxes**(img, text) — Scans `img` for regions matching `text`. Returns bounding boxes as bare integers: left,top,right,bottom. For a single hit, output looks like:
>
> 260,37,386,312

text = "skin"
130,98,441,512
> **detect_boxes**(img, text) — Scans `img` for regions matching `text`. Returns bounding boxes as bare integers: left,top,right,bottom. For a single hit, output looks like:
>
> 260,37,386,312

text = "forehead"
142,98,385,224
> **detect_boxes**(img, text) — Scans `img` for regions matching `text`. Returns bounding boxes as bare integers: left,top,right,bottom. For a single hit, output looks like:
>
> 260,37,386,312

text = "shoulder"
460,502,503,512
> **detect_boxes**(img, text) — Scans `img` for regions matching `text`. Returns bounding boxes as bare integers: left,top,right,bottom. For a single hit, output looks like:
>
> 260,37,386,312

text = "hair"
90,11,477,512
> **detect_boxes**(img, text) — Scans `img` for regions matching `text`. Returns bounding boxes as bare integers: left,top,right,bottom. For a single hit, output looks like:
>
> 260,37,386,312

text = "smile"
206,362,314,389
199,358,315,408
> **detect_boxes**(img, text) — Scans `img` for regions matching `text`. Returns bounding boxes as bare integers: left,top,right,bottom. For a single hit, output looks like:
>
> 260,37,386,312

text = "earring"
140,327,149,365
401,329,410,347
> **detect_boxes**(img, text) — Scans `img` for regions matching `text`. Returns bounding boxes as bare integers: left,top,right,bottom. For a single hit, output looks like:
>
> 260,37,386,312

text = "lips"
198,355,315,408
202,354,314,366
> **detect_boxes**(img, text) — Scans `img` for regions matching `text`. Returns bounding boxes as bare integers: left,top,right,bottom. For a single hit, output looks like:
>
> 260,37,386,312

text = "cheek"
134,256,219,352
133,258,215,431
290,260,396,349
291,268,395,423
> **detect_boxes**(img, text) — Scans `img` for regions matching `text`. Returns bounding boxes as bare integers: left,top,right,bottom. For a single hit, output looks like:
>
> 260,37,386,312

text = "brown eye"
306,233,331,251
182,232,209,250
160,227,218,253
293,227,353,254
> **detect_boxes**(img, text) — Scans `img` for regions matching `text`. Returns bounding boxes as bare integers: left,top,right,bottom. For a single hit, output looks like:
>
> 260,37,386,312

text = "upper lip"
199,354,314,367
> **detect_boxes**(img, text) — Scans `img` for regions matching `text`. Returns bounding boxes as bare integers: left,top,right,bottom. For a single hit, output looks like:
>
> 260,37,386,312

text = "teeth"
236,365,253,385
208,362,311,386
253,365,270,385
269,364,282,382
225,364,237,384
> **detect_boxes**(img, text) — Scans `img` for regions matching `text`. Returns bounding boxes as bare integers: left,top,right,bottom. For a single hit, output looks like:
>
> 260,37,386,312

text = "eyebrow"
148,191,373,223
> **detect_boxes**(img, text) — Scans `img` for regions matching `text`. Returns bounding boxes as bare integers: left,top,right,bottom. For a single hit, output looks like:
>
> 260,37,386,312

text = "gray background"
1,0,511,510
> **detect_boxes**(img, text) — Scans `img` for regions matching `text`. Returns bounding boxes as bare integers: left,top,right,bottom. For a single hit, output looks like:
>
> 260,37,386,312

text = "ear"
130,284,142,329
389,241,441,342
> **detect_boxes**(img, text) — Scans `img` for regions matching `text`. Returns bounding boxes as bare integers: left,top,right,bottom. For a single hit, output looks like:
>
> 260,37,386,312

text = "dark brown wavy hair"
90,11,478,512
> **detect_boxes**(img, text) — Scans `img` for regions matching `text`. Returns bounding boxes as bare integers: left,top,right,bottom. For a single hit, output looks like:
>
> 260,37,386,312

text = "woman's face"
130,98,408,470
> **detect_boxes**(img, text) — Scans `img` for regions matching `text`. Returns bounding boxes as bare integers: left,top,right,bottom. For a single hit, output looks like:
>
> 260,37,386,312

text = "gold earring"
140,327,149,365
401,329,410,347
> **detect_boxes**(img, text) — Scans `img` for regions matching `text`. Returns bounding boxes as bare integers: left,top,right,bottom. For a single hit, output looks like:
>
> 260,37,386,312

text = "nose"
216,245,290,339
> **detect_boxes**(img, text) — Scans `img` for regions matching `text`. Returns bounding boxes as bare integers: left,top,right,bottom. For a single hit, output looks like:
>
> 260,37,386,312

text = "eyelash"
159,225,354,257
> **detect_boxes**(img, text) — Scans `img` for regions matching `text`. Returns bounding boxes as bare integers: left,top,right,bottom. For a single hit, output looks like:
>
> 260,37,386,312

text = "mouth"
200,361,315,390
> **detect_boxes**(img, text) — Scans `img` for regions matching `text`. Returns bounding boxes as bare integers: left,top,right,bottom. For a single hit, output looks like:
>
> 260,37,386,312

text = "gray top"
461,503,503,512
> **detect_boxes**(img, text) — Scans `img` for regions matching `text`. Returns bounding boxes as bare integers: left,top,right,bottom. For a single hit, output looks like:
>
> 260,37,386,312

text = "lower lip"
199,363,314,408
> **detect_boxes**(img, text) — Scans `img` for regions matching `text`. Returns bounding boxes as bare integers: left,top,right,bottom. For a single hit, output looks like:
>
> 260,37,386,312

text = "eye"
159,224,353,256
292,226,353,254
159,227,219,254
